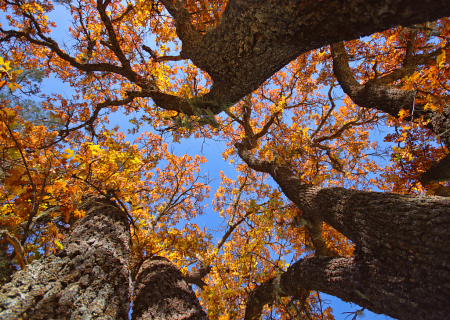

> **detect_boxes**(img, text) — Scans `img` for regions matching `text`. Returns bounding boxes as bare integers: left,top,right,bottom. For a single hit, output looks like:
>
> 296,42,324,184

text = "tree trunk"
237,142,450,320
132,256,208,320
0,197,132,319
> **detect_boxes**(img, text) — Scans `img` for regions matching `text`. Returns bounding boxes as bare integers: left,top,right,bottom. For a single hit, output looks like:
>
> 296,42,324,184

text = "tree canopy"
1,0,450,319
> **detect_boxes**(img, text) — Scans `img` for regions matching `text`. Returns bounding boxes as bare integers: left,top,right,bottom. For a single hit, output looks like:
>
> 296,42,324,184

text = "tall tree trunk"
132,256,208,320
237,142,450,320
0,197,131,319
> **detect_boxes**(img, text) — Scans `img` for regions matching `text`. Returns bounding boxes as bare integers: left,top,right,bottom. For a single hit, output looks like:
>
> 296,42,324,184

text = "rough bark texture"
237,141,450,320
0,249,14,287
166,0,450,114
3,1,450,117
132,256,208,320
0,197,131,319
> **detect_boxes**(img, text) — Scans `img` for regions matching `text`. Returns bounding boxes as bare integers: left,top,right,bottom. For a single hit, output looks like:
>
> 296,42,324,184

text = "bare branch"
142,45,183,62
0,230,28,269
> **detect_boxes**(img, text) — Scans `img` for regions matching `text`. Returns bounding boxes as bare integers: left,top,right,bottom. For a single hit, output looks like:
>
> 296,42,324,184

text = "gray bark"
0,197,131,319
132,256,209,320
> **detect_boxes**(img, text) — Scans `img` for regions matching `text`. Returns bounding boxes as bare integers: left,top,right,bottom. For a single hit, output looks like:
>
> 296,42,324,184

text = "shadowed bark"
132,256,209,320
0,249,14,287
236,140,450,320
0,197,131,319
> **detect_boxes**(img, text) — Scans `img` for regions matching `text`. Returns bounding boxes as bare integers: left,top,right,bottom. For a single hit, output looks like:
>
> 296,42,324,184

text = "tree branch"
0,230,27,269
237,133,450,319
245,256,362,320
142,45,183,62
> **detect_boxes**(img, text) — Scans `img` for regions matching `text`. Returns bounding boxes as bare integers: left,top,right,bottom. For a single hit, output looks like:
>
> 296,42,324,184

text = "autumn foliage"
0,0,449,319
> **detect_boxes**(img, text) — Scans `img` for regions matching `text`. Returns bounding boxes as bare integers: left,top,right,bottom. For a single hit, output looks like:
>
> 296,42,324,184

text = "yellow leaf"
7,83,21,91
436,51,446,69
65,148,74,157
4,108,16,119
55,240,64,250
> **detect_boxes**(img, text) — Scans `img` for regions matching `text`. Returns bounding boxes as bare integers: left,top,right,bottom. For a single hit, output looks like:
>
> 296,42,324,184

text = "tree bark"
3,1,450,116
154,0,450,114
330,41,450,193
0,249,14,287
236,141,450,320
132,256,209,320
0,197,132,319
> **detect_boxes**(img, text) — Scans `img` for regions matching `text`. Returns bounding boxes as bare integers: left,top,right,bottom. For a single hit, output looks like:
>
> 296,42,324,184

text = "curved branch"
331,41,450,186
0,230,27,269
245,257,361,320
420,153,450,196
159,0,201,55
4,0,450,118
96,0,132,69
237,134,450,319
331,41,450,148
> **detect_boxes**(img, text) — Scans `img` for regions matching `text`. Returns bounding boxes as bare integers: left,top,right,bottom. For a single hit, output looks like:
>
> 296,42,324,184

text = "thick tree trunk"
132,256,208,320
0,197,131,319
237,142,450,320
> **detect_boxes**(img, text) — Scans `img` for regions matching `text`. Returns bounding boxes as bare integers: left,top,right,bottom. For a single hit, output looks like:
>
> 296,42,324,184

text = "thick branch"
237,140,450,319
421,153,450,184
245,257,361,320
159,0,201,51
171,0,450,114
183,265,212,289
331,41,450,184
5,1,450,116
420,153,450,196
331,41,450,148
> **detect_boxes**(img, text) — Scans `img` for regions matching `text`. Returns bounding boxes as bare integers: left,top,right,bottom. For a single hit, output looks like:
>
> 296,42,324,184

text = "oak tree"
1,0,450,319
